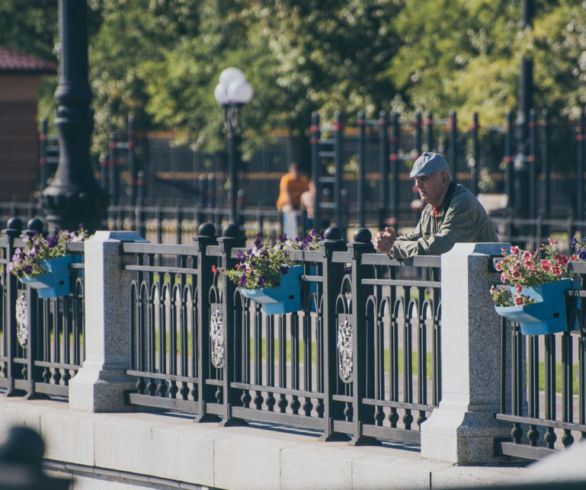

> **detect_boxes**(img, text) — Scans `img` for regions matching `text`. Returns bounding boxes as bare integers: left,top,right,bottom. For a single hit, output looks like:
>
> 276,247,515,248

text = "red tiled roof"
0,46,57,73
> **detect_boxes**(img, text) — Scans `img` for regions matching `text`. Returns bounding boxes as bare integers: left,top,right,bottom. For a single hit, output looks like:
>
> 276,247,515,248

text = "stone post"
421,242,511,464
69,231,147,412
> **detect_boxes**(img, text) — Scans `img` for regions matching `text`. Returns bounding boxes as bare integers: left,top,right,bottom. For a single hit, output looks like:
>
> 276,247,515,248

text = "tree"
386,0,585,126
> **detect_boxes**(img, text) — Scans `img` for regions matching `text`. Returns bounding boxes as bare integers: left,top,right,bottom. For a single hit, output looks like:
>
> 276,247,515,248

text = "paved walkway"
0,397,530,489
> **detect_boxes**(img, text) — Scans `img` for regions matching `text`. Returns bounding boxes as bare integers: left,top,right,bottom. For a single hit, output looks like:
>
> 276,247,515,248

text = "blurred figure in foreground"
0,425,71,489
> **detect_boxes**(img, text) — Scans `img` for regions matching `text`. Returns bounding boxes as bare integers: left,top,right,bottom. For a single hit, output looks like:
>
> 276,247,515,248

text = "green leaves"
6,0,584,152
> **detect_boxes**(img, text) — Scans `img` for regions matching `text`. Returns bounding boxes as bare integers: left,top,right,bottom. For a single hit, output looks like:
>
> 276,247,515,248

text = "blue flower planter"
240,265,303,315
495,278,579,335
20,255,79,298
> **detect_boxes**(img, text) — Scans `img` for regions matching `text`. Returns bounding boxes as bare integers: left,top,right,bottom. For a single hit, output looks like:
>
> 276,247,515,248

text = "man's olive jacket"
389,182,498,260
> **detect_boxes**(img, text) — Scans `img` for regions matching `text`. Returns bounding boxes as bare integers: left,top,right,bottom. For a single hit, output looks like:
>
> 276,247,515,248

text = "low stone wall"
0,398,526,490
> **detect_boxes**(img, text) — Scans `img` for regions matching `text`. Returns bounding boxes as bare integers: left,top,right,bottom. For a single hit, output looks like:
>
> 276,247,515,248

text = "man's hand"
373,227,397,254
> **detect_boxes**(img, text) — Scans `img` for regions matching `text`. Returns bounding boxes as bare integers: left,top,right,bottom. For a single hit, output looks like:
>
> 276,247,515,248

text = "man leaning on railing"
373,152,498,259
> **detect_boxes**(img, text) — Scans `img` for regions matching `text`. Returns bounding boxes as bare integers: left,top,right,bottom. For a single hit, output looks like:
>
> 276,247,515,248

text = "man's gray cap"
410,152,449,178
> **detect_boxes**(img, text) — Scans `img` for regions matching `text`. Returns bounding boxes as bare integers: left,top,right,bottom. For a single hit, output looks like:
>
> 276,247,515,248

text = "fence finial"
353,228,372,244
197,222,216,238
26,218,44,235
222,223,240,238
324,225,343,241
4,217,23,238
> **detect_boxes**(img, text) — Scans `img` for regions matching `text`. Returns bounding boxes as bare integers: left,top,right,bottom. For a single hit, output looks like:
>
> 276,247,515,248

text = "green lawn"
538,362,580,395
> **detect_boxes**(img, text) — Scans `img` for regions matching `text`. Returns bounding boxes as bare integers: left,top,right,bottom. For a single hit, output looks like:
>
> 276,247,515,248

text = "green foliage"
387,0,585,126
3,0,585,150
0,0,58,62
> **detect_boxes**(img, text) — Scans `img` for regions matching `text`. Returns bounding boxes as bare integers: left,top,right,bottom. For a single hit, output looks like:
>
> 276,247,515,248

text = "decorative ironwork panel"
16,290,28,348
209,303,225,369
337,314,353,383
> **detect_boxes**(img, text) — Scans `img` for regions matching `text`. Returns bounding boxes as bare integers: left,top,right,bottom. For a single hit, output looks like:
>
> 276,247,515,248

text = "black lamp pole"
222,103,242,225
41,0,107,232
227,105,238,224
513,0,534,219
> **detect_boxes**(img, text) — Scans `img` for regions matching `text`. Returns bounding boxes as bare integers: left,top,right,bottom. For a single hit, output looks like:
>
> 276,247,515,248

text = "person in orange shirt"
276,162,309,211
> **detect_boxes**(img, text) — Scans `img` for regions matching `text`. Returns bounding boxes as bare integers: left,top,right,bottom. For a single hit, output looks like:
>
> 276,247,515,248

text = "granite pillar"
69,231,147,412
421,242,511,464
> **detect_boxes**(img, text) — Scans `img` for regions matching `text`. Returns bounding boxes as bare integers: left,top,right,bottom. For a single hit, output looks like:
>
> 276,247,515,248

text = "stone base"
69,363,136,412
421,400,511,464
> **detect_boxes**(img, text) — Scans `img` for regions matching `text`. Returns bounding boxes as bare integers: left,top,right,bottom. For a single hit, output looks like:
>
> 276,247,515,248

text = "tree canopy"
2,0,584,154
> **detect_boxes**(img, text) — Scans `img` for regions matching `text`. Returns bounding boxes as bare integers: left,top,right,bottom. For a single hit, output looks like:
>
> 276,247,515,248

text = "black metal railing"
123,225,441,445
0,219,84,399
496,261,586,460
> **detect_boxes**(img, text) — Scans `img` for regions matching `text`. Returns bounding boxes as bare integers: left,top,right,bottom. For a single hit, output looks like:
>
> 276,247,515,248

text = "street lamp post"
514,0,535,219
41,0,107,232
214,68,253,225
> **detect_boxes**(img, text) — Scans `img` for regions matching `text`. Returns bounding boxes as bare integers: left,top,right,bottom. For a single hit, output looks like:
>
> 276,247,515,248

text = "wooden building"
0,46,56,201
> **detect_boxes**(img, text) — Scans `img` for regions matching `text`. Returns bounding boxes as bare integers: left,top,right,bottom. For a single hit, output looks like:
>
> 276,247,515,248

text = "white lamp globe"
214,83,229,105
228,79,254,104
219,67,245,87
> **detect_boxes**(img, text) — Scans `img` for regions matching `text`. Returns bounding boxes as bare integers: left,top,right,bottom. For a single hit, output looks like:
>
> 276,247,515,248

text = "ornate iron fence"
123,224,442,445
0,219,85,399
496,261,586,460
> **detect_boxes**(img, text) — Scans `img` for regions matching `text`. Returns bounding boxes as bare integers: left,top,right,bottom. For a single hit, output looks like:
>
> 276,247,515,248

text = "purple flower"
239,275,247,286
579,251,586,260
279,265,289,275
254,232,264,248
260,249,268,256
258,276,266,286
277,234,287,243
572,236,578,249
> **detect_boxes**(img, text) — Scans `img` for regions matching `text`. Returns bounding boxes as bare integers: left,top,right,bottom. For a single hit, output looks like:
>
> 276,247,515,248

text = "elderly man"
373,152,497,260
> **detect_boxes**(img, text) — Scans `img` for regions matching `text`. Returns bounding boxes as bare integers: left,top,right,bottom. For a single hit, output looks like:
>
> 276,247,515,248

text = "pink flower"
549,238,558,245
495,263,503,271
515,296,524,306
524,260,535,270
511,246,520,255
552,265,562,276
522,251,532,260
540,260,552,271
570,254,579,261
556,255,568,266
500,272,508,283
515,284,523,294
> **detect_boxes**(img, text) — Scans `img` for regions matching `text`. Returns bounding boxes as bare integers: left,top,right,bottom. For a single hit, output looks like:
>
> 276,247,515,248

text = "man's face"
413,170,447,207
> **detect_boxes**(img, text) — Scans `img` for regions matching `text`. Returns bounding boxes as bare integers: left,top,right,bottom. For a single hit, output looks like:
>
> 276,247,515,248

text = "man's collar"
432,181,456,216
